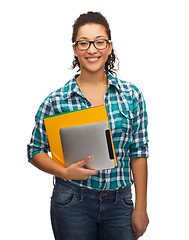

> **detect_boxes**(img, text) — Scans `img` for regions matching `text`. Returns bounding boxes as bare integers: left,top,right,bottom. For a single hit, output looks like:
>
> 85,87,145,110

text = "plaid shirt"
27,72,149,190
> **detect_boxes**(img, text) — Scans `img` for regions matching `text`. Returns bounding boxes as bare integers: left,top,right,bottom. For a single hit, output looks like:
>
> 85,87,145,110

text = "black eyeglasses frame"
74,39,111,51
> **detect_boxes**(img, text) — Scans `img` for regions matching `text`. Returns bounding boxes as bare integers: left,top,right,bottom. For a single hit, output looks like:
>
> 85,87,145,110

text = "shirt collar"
63,74,82,100
63,72,122,100
106,72,121,92
107,72,130,93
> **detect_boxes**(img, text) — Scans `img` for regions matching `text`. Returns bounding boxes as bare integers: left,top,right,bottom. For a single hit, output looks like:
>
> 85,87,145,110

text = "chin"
81,64,105,74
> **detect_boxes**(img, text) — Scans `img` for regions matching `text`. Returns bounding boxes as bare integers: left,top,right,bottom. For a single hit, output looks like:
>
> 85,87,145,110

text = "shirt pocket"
117,102,134,143
110,103,133,143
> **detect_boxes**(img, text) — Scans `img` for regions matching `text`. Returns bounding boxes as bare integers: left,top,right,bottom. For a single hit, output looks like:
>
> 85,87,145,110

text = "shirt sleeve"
27,97,54,161
129,87,149,159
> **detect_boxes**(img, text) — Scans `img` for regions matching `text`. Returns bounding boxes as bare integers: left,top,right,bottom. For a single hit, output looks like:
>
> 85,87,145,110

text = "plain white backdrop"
1,0,189,239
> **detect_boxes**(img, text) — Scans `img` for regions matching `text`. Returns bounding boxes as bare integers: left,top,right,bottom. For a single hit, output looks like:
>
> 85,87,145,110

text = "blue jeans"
51,177,135,240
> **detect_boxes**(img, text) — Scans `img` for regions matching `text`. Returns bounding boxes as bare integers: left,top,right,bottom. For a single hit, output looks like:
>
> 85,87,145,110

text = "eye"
79,41,88,46
96,40,105,45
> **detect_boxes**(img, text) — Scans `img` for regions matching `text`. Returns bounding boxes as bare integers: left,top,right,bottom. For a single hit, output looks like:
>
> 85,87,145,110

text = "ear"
73,44,78,57
108,41,113,56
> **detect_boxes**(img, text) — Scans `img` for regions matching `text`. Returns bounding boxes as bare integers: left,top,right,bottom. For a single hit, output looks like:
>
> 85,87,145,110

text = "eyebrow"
77,35,106,41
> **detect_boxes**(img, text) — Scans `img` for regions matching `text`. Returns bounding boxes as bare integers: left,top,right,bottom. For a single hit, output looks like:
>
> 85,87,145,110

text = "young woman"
27,11,149,240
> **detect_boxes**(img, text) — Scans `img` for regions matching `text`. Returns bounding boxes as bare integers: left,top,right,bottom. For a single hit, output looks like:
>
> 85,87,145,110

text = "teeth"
88,58,98,60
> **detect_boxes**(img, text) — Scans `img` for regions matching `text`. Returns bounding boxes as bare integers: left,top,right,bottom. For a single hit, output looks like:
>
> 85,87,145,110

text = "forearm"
131,157,148,209
30,152,66,178
30,152,98,180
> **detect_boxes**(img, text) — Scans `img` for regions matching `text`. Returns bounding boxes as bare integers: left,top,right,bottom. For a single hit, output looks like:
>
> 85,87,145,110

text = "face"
73,23,113,74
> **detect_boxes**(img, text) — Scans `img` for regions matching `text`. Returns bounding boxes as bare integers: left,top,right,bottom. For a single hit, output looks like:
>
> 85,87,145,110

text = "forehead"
76,23,108,40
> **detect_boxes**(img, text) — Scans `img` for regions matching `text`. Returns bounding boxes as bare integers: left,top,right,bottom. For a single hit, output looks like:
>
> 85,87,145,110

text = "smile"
86,57,101,63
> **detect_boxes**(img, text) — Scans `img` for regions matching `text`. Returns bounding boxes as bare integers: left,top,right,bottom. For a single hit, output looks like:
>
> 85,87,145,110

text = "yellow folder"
44,105,117,168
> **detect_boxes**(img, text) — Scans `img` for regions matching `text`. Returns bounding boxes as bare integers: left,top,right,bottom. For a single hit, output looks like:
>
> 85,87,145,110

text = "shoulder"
41,77,74,104
110,73,143,100
117,77,147,115
36,78,73,119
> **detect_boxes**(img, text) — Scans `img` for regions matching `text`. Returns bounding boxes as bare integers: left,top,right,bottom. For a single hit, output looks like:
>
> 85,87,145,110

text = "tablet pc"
59,121,115,170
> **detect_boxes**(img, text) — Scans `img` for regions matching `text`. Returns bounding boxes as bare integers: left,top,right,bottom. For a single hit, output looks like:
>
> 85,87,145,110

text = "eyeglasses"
74,39,111,51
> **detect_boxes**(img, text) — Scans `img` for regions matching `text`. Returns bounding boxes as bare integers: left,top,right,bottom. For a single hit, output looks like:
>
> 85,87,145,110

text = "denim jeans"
51,177,135,240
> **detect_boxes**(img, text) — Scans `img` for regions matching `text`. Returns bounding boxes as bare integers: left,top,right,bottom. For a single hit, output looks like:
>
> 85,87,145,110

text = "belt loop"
114,190,118,205
80,187,85,202
53,176,56,186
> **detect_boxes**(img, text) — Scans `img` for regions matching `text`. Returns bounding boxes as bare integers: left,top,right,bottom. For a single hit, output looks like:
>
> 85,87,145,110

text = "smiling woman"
27,11,149,240
71,12,119,75
73,23,113,75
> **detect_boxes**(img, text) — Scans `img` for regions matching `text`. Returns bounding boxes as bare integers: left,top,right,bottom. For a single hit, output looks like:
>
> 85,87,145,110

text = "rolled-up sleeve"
27,97,54,161
129,87,149,159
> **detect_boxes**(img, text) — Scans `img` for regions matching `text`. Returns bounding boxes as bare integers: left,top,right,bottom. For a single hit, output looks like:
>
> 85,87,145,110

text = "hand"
63,156,99,180
131,208,149,239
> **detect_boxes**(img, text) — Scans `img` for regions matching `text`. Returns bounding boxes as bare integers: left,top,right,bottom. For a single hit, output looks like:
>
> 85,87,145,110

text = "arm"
131,157,149,239
28,97,98,180
128,87,149,239
30,153,99,180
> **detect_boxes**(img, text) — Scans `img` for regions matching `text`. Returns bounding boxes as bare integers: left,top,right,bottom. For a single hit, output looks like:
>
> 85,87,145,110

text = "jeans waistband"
55,177,131,200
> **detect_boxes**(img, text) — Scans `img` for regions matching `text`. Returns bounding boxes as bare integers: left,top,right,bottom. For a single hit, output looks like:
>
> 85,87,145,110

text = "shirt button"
104,98,108,104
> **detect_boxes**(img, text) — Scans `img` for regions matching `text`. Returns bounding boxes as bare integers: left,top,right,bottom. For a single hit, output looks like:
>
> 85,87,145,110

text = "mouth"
86,56,101,63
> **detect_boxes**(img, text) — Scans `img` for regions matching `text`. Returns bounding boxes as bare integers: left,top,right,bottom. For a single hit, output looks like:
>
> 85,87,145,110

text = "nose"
87,42,97,54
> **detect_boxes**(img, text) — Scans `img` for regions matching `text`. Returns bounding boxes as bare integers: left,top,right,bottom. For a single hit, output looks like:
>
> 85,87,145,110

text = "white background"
0,0,189,239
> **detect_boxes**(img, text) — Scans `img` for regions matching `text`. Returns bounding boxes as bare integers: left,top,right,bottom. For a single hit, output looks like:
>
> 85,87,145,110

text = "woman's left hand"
131,208,149,239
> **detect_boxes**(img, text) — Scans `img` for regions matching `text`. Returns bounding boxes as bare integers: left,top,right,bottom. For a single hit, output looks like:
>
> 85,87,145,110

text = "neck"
77,69,107,87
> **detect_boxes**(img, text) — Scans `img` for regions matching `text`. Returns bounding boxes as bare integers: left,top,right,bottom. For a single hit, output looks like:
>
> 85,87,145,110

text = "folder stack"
44,105,117,169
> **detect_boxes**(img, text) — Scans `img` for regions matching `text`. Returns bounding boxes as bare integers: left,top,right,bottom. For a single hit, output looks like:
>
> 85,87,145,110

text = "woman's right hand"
63,156,99,180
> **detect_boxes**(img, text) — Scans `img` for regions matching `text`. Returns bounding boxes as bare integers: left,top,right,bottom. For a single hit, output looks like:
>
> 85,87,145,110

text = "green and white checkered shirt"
27,72,149,190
